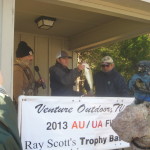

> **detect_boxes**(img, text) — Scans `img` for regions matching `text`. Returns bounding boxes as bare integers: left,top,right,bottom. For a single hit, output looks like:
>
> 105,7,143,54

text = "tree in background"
79,34,150,81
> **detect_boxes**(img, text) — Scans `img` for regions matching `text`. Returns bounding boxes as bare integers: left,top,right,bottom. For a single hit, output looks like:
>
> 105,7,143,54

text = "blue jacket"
129,73,150,102
49,62,82,96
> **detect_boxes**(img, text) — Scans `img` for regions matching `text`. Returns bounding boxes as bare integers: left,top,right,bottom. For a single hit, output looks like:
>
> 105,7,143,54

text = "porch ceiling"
15,0,116,37
15,0,150,51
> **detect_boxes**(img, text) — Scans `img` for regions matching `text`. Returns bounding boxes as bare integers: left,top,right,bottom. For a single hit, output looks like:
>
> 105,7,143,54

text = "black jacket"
85,69,129,97
49,62,82,96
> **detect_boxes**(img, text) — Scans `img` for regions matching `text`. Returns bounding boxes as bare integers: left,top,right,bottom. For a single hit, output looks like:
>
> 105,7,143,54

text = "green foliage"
79,34,150,81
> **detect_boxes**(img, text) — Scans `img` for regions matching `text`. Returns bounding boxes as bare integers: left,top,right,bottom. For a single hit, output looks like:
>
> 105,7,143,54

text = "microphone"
34,66,46,89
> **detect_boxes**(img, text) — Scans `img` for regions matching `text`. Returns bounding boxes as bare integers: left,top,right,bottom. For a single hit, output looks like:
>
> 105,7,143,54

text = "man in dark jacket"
85,56,129,97
49,50,85,96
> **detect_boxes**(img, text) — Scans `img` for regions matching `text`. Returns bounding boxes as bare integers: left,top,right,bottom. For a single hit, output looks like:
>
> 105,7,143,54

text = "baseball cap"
101,56,114,64
56,50,72,59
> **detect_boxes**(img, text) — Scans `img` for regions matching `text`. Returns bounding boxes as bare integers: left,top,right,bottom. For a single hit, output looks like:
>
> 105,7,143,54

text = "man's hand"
77,64,85,71
37,78,46,89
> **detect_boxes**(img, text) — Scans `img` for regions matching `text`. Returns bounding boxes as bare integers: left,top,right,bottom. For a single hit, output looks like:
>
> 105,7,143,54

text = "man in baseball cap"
85,55,129,97
49,50,84,96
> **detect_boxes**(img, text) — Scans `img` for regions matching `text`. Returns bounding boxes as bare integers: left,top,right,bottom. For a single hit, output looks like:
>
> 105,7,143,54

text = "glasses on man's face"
101,64,110,68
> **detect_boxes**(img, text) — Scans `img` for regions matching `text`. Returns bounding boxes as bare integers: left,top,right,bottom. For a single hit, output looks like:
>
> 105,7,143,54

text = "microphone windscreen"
34,66,39,72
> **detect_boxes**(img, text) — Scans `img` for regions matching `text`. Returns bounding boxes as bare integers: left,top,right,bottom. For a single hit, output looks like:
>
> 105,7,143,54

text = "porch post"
0,0,15,97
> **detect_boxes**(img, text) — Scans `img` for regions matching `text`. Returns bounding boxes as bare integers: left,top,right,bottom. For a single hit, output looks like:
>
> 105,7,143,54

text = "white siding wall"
14,32,71,95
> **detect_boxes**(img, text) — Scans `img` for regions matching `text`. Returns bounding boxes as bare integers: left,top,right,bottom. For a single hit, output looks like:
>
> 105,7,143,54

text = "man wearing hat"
13,41,42,107
49,50,85,96
86,56,129,97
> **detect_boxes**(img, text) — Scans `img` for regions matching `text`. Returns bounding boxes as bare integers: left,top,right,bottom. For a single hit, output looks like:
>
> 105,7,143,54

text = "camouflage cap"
101,56,114,64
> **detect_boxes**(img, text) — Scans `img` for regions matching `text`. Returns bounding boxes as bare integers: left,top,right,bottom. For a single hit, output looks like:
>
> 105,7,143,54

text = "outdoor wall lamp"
35,16,56,30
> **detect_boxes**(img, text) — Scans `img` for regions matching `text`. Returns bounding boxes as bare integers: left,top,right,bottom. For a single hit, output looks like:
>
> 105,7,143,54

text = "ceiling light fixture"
35,16,56,30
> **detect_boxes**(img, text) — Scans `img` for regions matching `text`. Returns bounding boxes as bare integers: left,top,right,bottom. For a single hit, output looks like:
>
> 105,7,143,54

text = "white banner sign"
18,96,134,150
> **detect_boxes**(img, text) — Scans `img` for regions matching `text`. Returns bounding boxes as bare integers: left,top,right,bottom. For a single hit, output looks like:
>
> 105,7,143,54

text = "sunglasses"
101,64,110,68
